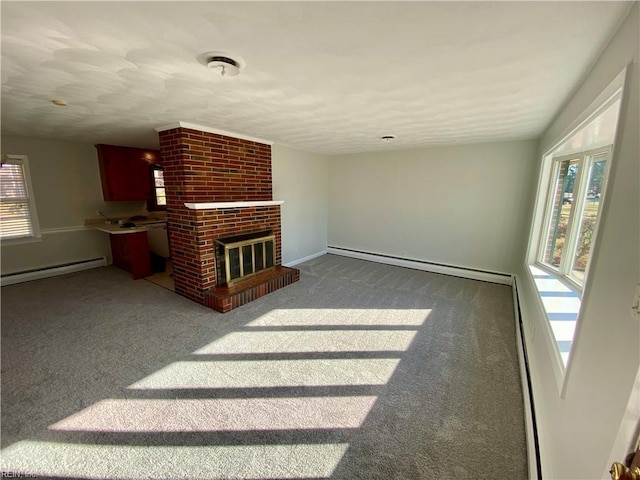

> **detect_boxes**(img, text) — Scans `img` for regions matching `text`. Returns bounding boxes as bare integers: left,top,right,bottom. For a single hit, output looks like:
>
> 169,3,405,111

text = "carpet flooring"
1,254,527,479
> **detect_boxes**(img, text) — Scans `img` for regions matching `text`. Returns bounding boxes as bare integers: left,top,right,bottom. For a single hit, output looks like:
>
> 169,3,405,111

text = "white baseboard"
284,250,327,267
512,276,541,480
327,246,513,285
1,257,108,286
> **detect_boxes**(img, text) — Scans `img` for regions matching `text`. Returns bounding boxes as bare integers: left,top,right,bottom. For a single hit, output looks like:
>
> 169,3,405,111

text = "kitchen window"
148,165,166,211
0,154,41,242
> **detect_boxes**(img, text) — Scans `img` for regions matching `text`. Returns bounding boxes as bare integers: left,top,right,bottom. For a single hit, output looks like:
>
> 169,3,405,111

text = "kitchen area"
85,144,173,289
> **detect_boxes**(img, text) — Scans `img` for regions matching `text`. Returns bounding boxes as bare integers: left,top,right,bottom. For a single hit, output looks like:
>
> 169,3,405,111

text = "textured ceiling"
0,1,632,155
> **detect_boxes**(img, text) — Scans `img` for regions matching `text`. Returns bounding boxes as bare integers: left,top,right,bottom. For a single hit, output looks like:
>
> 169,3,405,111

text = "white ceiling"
1,1,632,155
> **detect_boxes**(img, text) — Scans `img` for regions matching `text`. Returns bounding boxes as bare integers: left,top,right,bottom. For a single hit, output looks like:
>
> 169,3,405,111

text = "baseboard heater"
326,246,513,285
512,276,542,480
1,257,108,286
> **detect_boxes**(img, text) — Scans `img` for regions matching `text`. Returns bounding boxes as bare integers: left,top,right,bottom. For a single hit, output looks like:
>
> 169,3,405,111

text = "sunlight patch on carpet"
244,308,431,327
0,442,349,479
49,396,378,432
128,359,401,390
194,330,418,354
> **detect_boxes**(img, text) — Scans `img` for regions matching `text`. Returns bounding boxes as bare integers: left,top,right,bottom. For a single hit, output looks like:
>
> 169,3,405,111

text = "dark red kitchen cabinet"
109,231,152,279
96,144,160,201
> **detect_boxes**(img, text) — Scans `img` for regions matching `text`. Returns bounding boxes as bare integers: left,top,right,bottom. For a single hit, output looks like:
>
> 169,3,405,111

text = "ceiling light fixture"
198,51,245,77
380,135,396,143
207,56,239,76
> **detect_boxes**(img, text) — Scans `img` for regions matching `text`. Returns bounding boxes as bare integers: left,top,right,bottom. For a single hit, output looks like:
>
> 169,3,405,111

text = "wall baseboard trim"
284,250,327,267
326,246,513,285
1,257,108,286
512,276,542,480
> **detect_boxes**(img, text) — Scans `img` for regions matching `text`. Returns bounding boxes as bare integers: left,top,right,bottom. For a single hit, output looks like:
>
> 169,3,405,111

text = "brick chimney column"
157,126,276,305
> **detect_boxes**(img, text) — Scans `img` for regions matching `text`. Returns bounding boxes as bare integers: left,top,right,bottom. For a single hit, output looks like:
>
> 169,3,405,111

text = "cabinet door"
109,232,152,279
110,233,130,271
123,148,152,200
97,145,127,200
96,145,158,201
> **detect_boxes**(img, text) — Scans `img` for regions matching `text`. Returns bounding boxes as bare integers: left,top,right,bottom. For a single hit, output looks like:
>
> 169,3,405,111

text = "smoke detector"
198,51,245,77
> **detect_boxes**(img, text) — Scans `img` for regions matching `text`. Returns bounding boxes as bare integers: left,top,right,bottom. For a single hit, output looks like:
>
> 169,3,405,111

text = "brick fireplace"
157,122,299,312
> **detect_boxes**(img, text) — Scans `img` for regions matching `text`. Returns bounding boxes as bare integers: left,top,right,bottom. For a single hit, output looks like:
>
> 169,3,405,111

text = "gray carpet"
1,254,527,479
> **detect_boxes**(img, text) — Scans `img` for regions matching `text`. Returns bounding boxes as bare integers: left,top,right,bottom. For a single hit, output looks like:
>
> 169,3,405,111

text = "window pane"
571,157,607,282
150,167,166,210
0,202,33,238
1,160,35,240
542,158,580,268
0,163,28,199
154,174,164,187
554,100,621,155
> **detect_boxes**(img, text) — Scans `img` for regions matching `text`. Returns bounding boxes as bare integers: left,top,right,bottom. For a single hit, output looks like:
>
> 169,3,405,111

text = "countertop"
85,215,166,235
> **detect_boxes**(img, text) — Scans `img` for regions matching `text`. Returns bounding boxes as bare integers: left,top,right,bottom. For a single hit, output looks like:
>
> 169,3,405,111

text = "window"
537,97,620,290
539,147,611,286
527,76,624,369
0,155,40,241
148,165,166,211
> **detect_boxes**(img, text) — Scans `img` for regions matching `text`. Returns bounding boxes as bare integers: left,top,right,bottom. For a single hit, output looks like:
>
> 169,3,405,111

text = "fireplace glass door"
215,230,275,286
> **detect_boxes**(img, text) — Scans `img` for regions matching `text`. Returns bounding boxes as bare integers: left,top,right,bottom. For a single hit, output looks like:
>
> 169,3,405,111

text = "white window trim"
536,146,612,293
524,66,628,394
1,154,42,245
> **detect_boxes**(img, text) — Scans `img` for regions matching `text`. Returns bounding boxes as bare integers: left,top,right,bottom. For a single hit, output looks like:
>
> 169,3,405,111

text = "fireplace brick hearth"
157,123,298,311
204,267,300,313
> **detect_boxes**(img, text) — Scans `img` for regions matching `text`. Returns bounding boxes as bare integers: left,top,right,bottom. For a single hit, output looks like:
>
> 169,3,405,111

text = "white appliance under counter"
146,222,170,258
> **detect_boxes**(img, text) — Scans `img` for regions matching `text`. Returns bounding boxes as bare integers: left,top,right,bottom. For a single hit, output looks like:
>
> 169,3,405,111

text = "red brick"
159,126,281,307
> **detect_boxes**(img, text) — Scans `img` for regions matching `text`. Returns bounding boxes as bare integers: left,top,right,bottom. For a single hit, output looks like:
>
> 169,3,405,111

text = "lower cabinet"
110,232,152,279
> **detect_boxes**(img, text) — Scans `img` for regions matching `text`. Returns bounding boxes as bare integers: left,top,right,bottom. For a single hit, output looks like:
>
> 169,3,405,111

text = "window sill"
528,264,581,367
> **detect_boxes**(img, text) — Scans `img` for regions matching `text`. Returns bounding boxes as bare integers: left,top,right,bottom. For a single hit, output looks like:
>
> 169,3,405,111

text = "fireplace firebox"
214,230,276,286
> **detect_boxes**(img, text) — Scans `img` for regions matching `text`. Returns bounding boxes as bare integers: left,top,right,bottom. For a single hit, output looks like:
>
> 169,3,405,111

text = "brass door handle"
611,462,640,480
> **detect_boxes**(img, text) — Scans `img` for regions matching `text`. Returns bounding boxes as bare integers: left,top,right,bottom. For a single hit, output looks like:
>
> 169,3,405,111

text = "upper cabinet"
96,144,161,201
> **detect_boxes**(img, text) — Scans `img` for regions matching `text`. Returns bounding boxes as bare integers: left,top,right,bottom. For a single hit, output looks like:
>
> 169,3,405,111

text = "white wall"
1,136,144,274
517,4,639,479
272,144,329,265
328,140,538,274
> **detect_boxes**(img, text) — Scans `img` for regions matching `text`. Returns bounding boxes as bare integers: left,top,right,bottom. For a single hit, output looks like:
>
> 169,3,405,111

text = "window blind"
1,160,35,239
